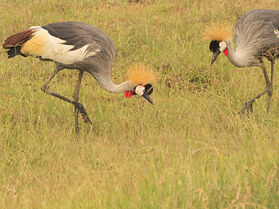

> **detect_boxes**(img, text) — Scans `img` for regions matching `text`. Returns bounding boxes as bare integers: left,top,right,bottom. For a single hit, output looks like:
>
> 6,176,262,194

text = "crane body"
205,9,279,113
3,22,155,133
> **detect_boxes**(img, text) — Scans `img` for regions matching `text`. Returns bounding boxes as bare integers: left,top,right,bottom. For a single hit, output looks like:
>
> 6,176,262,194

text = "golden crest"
203,22,233,41
126,63,157,85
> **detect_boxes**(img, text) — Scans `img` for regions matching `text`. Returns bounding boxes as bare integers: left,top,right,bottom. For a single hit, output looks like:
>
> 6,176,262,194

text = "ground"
0,0,279,208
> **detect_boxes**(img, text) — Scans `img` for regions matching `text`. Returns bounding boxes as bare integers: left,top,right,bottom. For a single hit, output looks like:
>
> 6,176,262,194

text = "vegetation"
0,0,279,208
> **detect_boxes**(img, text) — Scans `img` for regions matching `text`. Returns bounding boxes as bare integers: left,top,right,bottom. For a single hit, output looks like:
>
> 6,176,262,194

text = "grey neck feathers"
225,39,259,68
95,75,134,93
104,80,134,93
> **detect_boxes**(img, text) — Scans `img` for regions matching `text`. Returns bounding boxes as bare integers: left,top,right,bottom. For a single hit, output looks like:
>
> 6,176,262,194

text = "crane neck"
90,71,135,93
103,80,135,93
225,39,258,68
225,40,244,67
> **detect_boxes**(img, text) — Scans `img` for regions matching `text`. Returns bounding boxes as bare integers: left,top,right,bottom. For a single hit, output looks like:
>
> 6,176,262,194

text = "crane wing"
234,9,279,59
41,22,116,65
3,22,116,67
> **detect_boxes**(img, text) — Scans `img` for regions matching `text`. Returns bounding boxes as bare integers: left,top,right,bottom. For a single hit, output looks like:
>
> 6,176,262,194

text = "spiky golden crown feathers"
203,22,233,41
126,64,157,86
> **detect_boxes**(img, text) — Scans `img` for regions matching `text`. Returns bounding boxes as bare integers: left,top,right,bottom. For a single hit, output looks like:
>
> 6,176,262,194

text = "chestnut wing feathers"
3,29,35,49
2,29,36,58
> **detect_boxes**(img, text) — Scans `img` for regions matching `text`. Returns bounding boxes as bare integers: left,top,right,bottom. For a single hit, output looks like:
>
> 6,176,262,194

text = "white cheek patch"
219,41,227,52
135,86,145,96
274,29,279,38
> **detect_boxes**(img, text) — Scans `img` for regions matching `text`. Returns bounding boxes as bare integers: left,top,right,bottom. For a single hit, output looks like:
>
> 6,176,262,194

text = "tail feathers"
6,46,26,58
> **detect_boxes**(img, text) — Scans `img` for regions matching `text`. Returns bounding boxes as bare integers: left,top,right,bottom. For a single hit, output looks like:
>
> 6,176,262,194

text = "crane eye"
209,40,219,52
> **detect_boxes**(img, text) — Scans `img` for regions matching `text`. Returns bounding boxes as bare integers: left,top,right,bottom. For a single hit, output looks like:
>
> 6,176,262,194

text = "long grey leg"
239,58,270,114
41,65,62,90
73,71,84,134
266,59,274,113
259,57,270,85
41,66,92,128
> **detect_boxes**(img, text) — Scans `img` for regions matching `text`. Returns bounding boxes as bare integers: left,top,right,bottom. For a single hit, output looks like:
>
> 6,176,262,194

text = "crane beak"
142,93,153,104
211,49,221,65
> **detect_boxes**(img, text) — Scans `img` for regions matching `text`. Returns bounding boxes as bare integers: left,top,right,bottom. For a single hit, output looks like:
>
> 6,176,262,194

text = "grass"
0,0,279,208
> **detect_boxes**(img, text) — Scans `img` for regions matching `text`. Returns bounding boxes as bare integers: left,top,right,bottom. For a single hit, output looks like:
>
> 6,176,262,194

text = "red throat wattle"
125,91,133,98
224,48,228,56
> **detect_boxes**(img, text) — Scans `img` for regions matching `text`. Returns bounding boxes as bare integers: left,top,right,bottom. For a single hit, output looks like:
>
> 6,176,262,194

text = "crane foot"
73,102,92,124
238,89,268,115
238,99,255,114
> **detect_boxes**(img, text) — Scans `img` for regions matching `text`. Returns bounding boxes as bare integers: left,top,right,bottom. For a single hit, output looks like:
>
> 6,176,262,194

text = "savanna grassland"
0,0,279,208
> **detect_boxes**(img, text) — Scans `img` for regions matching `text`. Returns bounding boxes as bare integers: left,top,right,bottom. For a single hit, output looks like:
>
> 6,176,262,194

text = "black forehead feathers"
209,40,220,52
145,84,153,95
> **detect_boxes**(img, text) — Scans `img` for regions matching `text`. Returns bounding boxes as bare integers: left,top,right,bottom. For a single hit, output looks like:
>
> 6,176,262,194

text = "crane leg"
41,66,92,130
73,71,84,134
266,60,274,113
239,58,271,114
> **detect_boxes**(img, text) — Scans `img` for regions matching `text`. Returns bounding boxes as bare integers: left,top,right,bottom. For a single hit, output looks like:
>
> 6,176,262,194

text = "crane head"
203,22,232,64
209,40,228,64
125,83,154,104
124,63,157,104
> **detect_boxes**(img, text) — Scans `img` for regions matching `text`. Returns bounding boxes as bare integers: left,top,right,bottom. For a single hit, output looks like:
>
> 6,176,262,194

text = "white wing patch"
29,26,41,29
23,28,99,65
274,29,279,38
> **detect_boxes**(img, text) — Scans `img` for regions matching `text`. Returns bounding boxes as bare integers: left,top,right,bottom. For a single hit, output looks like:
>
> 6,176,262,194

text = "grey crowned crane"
2,22,155,133
205,9,279,113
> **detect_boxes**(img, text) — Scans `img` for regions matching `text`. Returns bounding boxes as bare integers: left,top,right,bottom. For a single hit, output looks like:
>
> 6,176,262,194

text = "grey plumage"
43,22,116,86
234,9,279,65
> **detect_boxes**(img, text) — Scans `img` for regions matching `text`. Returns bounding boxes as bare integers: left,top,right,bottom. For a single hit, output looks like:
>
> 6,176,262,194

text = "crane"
204,9,279,113
2,22,155,133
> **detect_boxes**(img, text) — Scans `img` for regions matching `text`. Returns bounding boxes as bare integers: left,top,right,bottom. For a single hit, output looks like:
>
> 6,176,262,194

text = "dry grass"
0,0,279,208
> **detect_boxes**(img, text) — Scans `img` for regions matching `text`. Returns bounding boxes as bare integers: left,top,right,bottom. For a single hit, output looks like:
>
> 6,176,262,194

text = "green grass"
0,0,279,208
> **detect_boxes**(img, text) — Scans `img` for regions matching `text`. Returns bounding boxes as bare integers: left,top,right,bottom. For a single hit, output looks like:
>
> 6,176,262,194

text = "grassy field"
0,0,279,208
